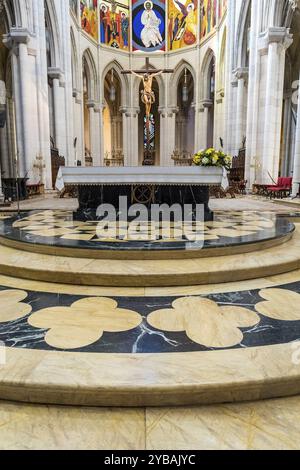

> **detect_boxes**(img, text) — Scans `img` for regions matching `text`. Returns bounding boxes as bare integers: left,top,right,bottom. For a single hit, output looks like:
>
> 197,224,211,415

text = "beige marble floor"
0,396,300,450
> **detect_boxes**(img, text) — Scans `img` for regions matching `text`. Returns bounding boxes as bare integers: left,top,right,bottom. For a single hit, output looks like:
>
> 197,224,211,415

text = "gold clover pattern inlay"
0,290,32,323
147,296,260,348
28,297,143,350
256,288,300,321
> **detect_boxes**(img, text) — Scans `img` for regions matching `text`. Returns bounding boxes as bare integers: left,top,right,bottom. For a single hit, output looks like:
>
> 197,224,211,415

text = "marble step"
0,227,299,287
0,228,293,260
1,342,300,407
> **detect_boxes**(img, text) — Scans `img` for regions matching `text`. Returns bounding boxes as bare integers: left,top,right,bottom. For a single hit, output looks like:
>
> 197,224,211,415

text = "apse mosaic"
75,0,227,48
80,0,98,41
200,0,217,40
1,282,300,353
132,0,166,52
0,210,294,252
168,0,198,51
100,0,130,50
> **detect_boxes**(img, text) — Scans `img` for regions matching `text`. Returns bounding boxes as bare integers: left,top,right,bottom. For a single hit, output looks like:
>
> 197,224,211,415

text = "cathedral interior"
0,0,300,452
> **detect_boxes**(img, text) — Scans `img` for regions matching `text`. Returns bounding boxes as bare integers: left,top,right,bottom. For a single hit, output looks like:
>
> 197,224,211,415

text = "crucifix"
122,58,173,165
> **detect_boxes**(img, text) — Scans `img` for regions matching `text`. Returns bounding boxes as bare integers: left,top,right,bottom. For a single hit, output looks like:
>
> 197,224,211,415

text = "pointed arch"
2,0,30,29
268,0,297,28
101,60,129,107
170,60,196,106
236,0,251,69
44,0,61,68
218,27,227,90
200,48,216,100
82,48,98,102
70,27,79,91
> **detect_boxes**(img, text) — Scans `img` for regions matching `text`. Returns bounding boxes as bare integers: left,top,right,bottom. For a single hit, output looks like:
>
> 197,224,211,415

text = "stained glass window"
144,114,155,151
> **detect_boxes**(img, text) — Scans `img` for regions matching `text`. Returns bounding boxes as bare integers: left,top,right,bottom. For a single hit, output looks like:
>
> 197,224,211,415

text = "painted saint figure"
100,4,108,43
141,1,163,48
121,12,129,48
100,1,129,50
168,0,197,50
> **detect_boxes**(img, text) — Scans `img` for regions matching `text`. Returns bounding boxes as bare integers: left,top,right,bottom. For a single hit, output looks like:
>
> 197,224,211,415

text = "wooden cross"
121,57,173,76
122,58,173,165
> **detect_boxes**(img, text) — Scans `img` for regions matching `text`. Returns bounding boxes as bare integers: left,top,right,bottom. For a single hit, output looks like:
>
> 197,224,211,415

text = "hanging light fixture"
109,69,116,103
182,68,189,104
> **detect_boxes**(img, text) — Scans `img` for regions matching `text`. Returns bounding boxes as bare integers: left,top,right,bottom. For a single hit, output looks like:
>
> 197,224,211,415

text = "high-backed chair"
267,177,293,199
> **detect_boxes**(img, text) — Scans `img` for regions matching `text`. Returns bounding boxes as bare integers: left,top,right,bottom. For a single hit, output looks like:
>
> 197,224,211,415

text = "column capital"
200,99,213,109
86,100,96,109
231,74,238,87
3,28,31,50
48,67,63,81
166,106,179,115
158,107,168,117
258,27,293,54
119,106,129,114
234,67,249,81
216,88,225,104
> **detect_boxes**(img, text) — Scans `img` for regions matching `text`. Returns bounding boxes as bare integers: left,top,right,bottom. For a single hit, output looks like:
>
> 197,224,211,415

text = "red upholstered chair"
267,177,293,199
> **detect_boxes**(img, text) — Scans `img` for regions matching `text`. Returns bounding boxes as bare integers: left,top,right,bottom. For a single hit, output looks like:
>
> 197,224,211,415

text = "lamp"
182,68,188,104
110,69,116,102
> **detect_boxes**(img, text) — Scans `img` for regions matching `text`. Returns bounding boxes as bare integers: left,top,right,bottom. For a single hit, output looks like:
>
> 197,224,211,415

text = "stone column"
158,107,167,165
87,100,96,165
120,107,129,166
48,68,66,158
100,104,106,166
259,28,292,183
3,30,34,179
72,89,84,166
115,115,123,152
244,0,264,190
167,108,178,160
228,77,238,155
281,92,292,177
130,108,140,166
93,104,101,166
234,68,248,153
224,0,236,151
292,75,300,195
199,99,213,149
0,81,10,185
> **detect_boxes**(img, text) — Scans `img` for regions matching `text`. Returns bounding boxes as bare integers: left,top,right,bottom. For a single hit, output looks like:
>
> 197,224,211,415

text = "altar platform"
1,210,300,408
0,210,294,260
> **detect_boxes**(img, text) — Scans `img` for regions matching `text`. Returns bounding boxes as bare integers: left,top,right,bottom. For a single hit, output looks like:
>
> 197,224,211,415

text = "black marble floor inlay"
0,210,295,252
0,281,300,353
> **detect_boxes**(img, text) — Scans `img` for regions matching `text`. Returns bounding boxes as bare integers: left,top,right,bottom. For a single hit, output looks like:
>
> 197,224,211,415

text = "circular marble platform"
1,271,300,407
0,224,299,287
0,210,295,259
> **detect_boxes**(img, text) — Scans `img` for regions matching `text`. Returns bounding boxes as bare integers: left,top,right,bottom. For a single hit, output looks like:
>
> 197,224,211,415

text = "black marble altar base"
74,184,213,221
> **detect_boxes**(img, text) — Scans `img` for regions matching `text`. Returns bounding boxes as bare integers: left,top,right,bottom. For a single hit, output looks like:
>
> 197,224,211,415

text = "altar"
56,166,227,221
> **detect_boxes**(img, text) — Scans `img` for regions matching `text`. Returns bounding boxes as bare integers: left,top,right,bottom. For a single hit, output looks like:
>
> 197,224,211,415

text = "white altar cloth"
56,166,228,191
